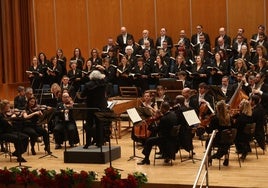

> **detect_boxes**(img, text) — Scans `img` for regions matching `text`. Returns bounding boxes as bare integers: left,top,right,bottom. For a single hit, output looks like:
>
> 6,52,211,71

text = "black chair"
243,123,259,159
153,125,181,166
213,128,240,170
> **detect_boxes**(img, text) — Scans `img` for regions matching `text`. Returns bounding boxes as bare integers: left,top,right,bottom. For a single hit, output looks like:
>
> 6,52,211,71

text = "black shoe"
137,159,150,165
55,145,62,149
12,151,18,157
223,159,229,166
17,157,27,162
69,144,74,148
31,148,36,155
164,158,171,163
83,144,89,149
240,153,247,161
208,156,213,166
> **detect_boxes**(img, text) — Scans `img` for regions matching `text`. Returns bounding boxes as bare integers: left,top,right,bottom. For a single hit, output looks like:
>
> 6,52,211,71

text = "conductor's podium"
64,145,121,164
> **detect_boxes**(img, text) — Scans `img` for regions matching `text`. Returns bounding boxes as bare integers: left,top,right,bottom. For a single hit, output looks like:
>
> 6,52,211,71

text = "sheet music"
107,101,117,110
127,108,142,123
183,109,200,126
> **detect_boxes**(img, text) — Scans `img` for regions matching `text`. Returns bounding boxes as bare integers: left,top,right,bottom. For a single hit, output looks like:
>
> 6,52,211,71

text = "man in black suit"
230,72,252,97
250,25,267,48
189,82,214,115
80,70,108,148
138,29,154,49
214,36,231,53
176,30,191,49
252,33,268,51
102,37,117,58
251,73,268,114
14,86,27,110
191,25,211,46
155,28,173,50
232,28,248,45
189,82,214,138
177,71,192,89
218,76,233,103
137,102,178,165
232,34,248,59
116,26,134,54
193,34,211,56
214,27,231,47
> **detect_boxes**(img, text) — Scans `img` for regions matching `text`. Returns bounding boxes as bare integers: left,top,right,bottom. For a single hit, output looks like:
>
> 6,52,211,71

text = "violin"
5,109,23,118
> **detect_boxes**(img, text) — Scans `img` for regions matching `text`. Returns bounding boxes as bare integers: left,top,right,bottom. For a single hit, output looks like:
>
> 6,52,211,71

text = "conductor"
80,70,108,148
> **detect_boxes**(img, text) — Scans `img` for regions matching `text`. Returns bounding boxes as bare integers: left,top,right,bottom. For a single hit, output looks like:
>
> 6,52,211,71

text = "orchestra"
1,25,268,167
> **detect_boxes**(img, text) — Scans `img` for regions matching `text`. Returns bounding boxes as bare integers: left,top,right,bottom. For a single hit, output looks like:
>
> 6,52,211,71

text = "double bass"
228,81,249,110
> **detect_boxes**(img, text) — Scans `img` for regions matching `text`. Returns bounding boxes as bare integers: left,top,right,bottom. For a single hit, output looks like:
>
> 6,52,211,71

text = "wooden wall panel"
155,0,191,44
266,0,268,32
191,0,227,47
34,0,56,58
55,0,88,61
87,0,120,52
227,0,265,44
121,0,156,42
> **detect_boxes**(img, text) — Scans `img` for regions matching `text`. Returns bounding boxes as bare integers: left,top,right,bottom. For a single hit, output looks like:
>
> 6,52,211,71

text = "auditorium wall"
0,0,267,100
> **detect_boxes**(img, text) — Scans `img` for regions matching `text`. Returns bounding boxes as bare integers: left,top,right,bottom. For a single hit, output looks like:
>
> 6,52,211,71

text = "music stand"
39,136,58,159
126,108,143,161
95,110,122,170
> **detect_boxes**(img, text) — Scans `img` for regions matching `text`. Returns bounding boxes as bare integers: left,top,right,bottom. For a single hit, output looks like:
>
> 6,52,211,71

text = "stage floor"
1,121,267,188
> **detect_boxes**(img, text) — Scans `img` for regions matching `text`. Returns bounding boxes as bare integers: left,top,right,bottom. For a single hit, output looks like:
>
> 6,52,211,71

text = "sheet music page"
107,101,117,109
183,109,201,126
127,108,142,123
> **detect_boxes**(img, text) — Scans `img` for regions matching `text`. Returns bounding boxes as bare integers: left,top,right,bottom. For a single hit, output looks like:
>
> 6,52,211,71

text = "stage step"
64,145,121,164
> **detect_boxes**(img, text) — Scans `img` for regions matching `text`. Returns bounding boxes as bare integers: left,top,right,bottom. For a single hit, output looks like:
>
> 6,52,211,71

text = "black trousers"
0,132,28,156
22,125,49,149
54,121,77,145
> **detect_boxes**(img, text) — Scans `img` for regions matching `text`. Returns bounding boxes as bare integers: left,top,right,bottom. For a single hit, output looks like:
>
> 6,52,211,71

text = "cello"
133,111,162,139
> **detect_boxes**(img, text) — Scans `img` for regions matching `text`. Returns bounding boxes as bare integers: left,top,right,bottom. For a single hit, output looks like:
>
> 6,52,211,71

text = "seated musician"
189,82,214,139
206,100,233,166
0,100,28,162
53,92,79,149
22,97,51,155
172,95,194,154
132,91,156,145
232,99,253,161
153,85,171,109
177,71,192,89
137,102,178,165
14,86,27,110
230,72,251,97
